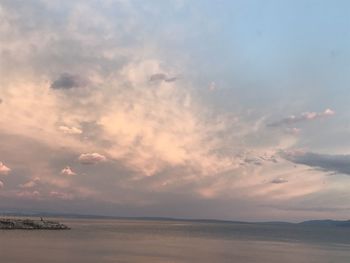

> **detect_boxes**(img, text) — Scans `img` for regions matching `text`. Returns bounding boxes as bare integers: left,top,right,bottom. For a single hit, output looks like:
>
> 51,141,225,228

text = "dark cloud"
268,109,335,127
149,73,177,82
164,77,177,82
149,73,167,81
270,178,288,184
240,154,278,167
243,157,262,166
281,151,350,175
50,73,87,90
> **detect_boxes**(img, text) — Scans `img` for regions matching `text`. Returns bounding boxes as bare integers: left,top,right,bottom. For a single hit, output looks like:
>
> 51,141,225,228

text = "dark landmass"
1,211,349,228
0,218,70,230
299,219,350,227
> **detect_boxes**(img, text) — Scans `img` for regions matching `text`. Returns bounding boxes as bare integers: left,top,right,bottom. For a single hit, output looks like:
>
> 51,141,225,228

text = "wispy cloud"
16,190,41,200
49,191,74,200
268,109,335,127
208,81,218,91
284,127,301,135
0,0,347,220
149,73,177,82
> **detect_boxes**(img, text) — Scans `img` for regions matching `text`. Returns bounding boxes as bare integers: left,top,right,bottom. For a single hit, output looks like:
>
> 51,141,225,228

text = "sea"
1,218,350,262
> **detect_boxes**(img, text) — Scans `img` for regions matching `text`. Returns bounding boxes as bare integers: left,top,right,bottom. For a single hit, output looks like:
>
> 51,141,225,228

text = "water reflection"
0,218,349,263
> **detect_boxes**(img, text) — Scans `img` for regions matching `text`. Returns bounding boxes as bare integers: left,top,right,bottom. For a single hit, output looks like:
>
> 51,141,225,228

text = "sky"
1,0,350,221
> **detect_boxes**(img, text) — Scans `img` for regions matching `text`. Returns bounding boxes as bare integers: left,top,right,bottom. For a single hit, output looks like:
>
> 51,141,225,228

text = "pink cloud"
16,190,40,199
49,191,74,200
20,177,41,189
61,166,77,176
78,153,107,164
0,162,11,175
59,125,82,135
208,81,218,91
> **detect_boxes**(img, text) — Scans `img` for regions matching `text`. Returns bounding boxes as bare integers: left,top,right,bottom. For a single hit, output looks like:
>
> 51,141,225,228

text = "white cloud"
0,162,11,175
323,108,335,116
59,125,83,135
268,108,335,127
61,166,77,176
0,180,3,189
78,153,107,165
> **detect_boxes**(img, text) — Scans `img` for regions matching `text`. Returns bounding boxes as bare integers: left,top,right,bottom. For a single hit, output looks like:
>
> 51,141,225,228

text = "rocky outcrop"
0,218,70,230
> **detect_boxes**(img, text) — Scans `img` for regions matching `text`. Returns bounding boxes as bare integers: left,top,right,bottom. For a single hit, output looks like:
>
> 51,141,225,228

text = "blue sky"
1,0,350,221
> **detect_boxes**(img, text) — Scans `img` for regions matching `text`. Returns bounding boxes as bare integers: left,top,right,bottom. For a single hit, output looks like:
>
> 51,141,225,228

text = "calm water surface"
1,218,350,262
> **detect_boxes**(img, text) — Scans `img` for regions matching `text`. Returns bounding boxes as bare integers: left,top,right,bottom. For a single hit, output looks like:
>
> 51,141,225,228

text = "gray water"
1,218,350,263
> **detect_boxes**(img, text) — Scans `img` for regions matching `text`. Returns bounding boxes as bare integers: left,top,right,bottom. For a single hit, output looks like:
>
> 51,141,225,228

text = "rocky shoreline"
0,218,70,230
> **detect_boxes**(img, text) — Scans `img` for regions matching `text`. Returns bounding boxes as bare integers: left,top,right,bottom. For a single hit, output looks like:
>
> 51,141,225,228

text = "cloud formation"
0,162,11,175
149,73,177,82
20,177,41,189
282,150,350,175
61,166,77,176
59,126,83,135
208,82,218,91
271,178,288,184
49,191,73,200
78,153,107,165
0,0,348,221
268,109,335,127
50,73,87,90
16,190,41,199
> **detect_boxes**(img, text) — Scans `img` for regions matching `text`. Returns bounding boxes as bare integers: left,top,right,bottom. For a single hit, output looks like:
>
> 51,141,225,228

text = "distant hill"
299,220,350,227
1,210,350,227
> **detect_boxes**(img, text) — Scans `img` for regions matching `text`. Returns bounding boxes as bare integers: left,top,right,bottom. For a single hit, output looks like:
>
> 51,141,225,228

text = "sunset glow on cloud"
0,162,11,175
1,0,350,221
